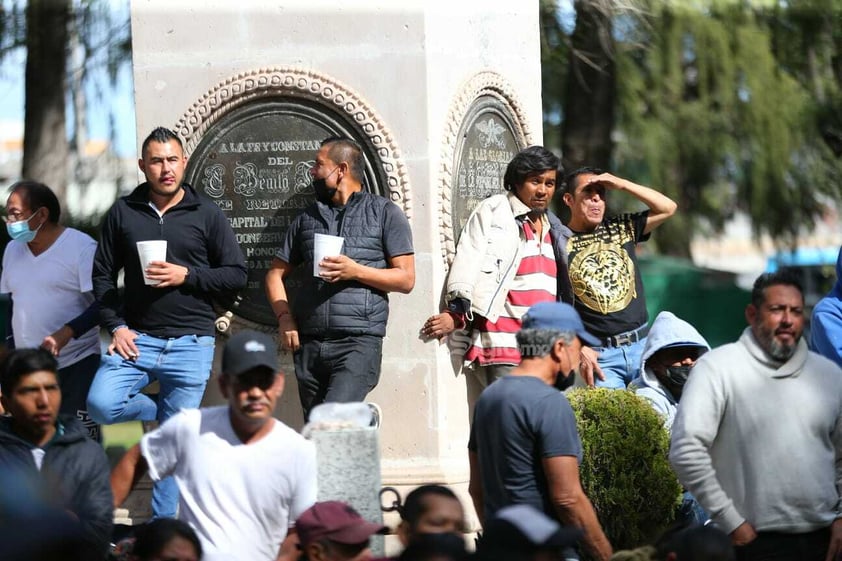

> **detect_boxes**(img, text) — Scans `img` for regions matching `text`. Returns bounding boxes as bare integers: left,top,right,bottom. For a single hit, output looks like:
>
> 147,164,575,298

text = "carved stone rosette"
174,67,411,217
438,71,533,267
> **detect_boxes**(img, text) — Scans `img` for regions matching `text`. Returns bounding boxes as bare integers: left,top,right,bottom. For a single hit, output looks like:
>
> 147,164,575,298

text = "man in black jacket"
0,348,113,560
87,126,247,518
265,137,414,420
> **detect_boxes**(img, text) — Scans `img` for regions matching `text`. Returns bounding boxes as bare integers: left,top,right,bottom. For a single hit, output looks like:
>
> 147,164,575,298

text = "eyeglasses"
2,207,40,223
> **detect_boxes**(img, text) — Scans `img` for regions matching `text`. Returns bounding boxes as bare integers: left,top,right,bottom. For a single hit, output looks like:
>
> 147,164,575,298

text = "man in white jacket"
422,146,574,411
670,270,842,560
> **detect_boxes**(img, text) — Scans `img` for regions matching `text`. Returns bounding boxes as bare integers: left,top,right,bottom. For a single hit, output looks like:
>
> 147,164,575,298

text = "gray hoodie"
633,311,710,431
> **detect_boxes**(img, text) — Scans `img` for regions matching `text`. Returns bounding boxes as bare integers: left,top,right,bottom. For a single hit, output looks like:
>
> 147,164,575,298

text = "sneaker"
366,402,382,428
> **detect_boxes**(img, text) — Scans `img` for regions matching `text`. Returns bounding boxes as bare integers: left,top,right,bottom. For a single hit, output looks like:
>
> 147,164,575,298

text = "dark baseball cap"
476,505,582,554
296,501,388,546
222,330,279,377
520,302,600,346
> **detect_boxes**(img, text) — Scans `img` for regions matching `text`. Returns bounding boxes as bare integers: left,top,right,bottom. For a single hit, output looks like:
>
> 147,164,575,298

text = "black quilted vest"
293,192,391,337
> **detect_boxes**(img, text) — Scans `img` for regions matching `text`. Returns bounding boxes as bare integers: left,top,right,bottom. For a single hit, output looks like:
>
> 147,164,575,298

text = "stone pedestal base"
113,475,153,525
124,0,541,538
311,427,385,554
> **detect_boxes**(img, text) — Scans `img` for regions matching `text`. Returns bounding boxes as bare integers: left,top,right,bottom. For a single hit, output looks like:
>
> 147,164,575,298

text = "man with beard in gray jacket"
670,270,842,560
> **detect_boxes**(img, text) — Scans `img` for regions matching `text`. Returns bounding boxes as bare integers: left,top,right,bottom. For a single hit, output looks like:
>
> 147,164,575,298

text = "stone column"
130,0,542,536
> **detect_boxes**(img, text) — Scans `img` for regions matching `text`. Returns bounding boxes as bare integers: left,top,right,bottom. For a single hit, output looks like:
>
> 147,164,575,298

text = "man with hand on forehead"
562,168,677,388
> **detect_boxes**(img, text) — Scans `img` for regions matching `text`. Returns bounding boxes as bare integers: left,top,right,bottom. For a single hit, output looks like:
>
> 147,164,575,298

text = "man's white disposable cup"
137,240,168,286
313,233,344,277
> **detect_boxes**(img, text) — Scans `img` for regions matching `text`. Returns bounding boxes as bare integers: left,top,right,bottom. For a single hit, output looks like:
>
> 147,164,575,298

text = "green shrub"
567,388,681,555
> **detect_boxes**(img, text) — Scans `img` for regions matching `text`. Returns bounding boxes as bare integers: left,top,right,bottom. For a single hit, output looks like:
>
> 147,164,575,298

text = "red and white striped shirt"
465,218,557,366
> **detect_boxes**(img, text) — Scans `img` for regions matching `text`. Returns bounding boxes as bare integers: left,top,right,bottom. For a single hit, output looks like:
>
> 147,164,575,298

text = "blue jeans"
593,337,647,389
678,490,709,526
87,332,214,518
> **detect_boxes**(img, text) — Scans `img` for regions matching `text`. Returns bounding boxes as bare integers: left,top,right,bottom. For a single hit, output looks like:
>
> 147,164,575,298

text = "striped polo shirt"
465,217,558,366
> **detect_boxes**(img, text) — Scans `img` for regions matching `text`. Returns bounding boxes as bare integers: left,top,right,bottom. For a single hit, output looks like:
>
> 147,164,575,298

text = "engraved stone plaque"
452,96,523,240
185,98,384,326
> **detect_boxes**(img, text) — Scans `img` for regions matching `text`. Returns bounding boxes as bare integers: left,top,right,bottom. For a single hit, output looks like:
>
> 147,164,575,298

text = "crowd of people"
1,126,841,561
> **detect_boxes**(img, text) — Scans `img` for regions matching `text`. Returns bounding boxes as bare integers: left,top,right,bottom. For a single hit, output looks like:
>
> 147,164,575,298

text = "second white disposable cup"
313,233,344,277
137,240,168,286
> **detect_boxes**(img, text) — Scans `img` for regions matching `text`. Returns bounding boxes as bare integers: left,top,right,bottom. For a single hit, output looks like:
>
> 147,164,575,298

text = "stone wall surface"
130,0,541,533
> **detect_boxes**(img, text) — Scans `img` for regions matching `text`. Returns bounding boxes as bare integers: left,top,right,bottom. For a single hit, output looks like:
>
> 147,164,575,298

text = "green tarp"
639,255,750,348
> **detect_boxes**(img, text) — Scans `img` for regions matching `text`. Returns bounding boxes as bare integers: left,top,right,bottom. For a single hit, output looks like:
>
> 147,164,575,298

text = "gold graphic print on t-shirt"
568,240,637,315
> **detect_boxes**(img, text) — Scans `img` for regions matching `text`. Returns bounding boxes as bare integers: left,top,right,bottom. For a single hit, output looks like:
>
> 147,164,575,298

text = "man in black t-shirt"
562,168,677,388
265,137,415,420
468,302,612,561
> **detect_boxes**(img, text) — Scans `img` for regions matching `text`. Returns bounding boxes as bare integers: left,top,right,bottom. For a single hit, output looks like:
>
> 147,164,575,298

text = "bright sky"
0,2,136,157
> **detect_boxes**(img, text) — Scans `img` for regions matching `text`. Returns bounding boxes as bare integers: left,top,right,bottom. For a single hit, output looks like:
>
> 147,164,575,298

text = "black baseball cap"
222,330,279,377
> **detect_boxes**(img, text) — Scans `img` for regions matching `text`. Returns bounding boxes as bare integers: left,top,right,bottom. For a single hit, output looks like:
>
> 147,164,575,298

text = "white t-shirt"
141,406,318,561
0,228,99,369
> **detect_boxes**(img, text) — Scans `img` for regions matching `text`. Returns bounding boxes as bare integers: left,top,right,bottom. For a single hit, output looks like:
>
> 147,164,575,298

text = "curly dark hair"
503,146,561,192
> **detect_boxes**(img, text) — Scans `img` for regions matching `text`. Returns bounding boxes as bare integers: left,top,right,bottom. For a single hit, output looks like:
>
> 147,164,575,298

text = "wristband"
111,324,129,334
446,310,466,330
277,311,291,321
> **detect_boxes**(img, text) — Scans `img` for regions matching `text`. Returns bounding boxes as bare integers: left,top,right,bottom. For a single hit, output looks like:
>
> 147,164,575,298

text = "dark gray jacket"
0,415,113,560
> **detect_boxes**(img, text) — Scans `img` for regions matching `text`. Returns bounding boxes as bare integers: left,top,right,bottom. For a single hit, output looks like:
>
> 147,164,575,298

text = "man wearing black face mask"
469,302,613,561
633,311,710,433
632,310,710,526
265,137,415,420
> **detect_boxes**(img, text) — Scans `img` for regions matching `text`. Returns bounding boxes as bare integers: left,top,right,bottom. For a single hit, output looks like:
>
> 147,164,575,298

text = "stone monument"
129,0,542,544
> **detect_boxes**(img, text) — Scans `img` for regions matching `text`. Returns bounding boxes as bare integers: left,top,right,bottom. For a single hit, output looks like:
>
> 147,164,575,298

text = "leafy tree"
765,0,842,156
0,1,131,205
540,0,569,153
544,1,842,256
561,0,617,172
618,3,841,254
22,0,69,198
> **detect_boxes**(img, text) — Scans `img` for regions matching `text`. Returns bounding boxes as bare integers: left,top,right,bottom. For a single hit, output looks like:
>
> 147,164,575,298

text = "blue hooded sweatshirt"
810,246,842,368
632,311,710,432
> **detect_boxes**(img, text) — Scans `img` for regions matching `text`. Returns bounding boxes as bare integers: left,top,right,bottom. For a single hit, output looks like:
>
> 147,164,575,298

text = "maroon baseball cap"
296,501,388,546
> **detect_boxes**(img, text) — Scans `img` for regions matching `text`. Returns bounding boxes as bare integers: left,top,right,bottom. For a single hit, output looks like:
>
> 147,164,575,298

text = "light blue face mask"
6,209,43,243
